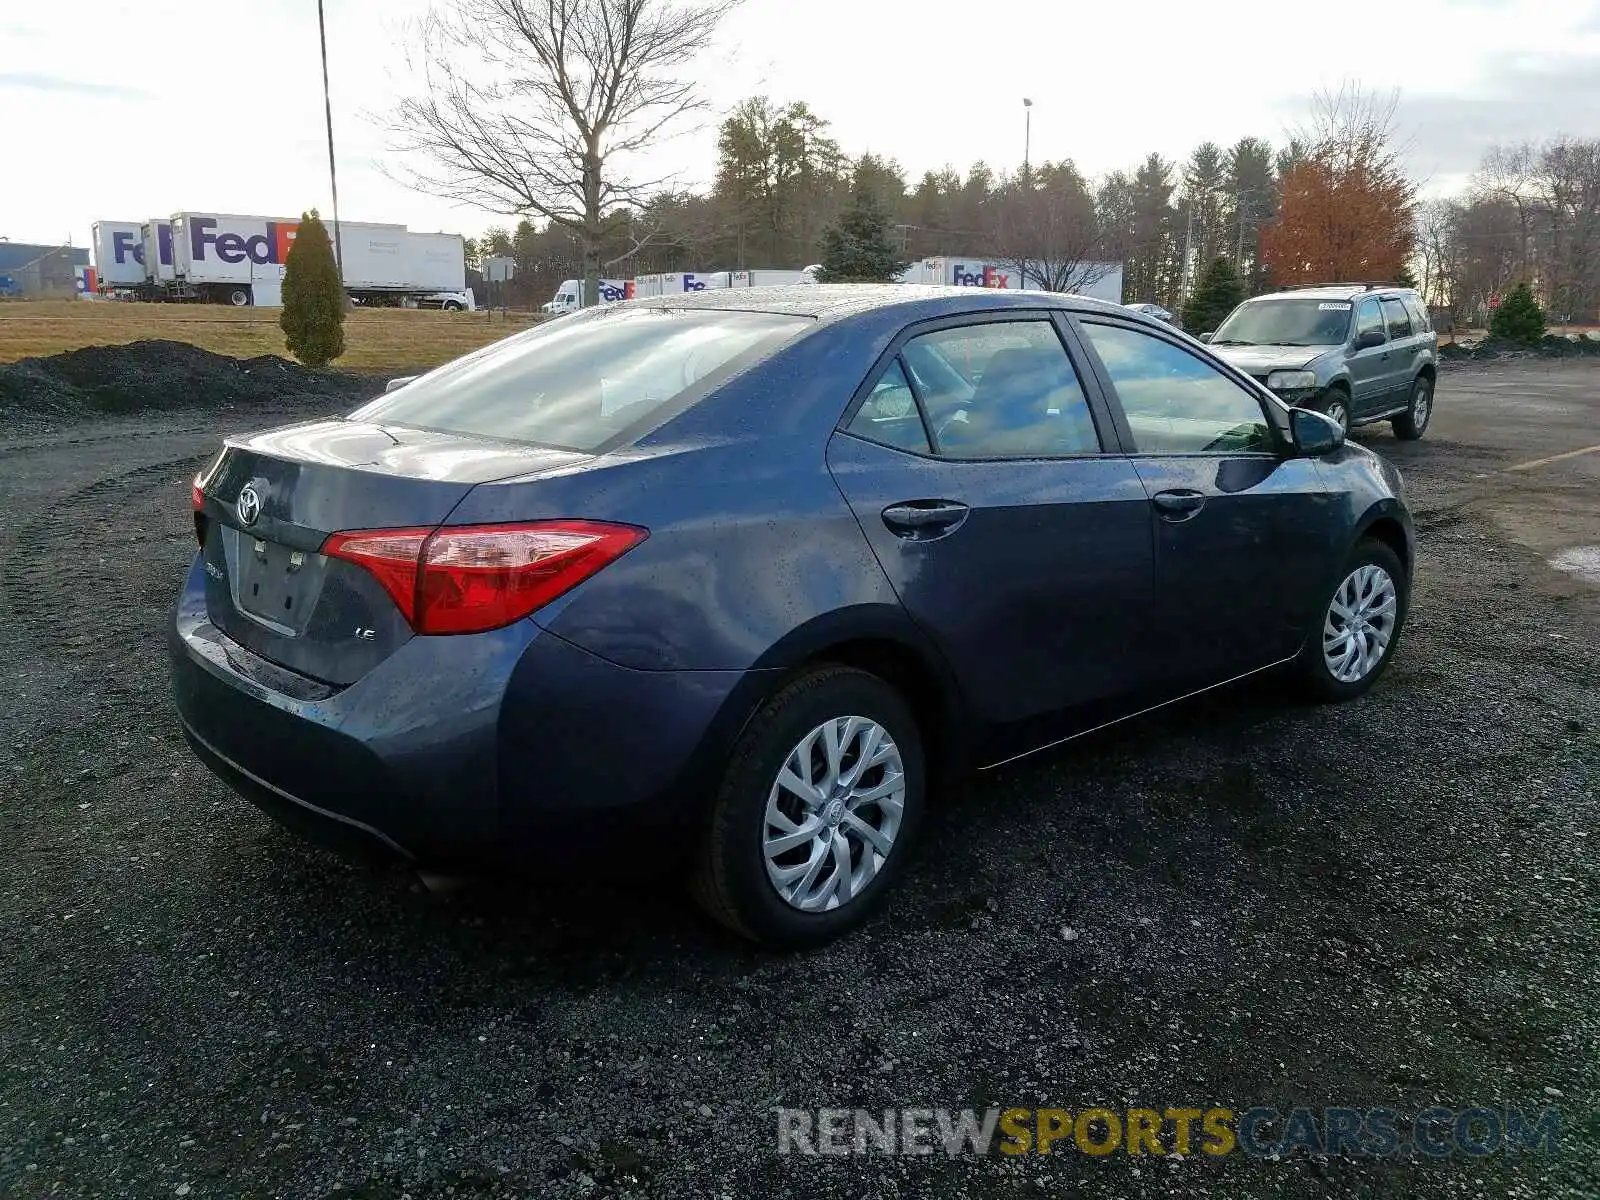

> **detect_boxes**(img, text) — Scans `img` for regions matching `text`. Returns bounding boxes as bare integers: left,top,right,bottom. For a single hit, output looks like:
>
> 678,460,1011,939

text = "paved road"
0,363,1595,1199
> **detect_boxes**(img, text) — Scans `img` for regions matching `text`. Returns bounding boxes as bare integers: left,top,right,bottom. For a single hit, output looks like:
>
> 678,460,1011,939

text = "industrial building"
0,240,92,298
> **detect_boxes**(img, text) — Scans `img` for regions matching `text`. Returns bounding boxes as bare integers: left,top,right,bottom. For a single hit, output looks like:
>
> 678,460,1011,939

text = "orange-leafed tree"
1260,83,1417,286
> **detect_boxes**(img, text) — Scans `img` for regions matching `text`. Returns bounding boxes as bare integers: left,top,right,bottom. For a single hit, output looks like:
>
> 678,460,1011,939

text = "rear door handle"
882,500,969,539
1151,489,1206,521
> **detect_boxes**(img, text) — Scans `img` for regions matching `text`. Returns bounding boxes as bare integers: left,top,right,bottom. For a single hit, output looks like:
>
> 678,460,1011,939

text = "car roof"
620,282,1136,324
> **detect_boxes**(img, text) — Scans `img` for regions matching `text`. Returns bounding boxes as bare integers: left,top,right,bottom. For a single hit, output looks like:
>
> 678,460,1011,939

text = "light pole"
1022,98,1033,185
316,0,344,281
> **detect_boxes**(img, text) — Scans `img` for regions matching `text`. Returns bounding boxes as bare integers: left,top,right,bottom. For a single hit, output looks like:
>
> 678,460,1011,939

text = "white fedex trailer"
90,221,148,290
138,213,473,309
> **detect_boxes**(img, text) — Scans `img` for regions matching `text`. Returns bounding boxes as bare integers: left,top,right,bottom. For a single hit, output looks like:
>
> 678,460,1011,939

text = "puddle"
1548,545,1600,584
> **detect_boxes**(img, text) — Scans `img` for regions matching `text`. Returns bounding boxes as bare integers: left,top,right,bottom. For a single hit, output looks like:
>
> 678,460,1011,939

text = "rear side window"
1381,298,1412,339
1404,296,1432,332
350,308,811,451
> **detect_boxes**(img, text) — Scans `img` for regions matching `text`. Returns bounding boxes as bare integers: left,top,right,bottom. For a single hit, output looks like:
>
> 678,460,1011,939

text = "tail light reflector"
191,474,208,546
322,520,647,635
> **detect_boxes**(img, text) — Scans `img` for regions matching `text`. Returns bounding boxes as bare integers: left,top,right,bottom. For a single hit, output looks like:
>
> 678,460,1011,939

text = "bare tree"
986,163,1117,295
386,0,739,305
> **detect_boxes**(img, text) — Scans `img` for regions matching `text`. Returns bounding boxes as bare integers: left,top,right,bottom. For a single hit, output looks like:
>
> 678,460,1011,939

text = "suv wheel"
1323,390,1351,434
692,666,925,949
1295,539,1408,702
1392,375,1433,440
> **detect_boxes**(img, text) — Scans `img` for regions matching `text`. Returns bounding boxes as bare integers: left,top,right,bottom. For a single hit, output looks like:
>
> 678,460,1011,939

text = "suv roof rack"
1281,281,1405,293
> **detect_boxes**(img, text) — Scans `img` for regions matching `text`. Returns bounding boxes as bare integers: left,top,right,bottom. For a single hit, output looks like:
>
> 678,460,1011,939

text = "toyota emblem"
237,484,262,527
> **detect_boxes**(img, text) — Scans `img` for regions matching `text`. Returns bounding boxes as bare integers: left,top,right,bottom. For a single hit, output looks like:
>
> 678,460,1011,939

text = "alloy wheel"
1323,563,1398,683
1325,397,1350,433
762,716,905,912
1411,381,1432,430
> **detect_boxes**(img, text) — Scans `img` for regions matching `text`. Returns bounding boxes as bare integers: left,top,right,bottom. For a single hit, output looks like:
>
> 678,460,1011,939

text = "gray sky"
5,0,1600,249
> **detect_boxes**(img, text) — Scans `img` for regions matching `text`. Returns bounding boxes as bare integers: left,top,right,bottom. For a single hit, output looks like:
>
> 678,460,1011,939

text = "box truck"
118,213,474,310
541,278,632,315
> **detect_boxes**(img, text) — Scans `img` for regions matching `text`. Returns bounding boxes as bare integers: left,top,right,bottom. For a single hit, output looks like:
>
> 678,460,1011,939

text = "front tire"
1295,539,1408,702
692,666,926,949
1322,388,1351,435
1391,374,1433,440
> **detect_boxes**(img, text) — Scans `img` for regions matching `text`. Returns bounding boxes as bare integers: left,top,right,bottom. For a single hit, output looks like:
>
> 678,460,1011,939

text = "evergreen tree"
815,172,907,283
1394,263,1418,289
1489,281,1546,345
279,210,346,368
1183,256,1244,334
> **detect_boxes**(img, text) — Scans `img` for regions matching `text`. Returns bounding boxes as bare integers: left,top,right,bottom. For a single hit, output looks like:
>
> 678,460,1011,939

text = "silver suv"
1199,284,1438,440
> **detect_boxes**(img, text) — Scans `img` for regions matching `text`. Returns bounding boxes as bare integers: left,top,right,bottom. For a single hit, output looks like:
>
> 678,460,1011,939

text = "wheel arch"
717,605,968,789
1356,504,1413,578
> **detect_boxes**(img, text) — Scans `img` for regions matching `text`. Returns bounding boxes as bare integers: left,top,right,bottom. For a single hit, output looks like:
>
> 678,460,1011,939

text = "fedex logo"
680,273,711,291
190,217,299,265
112,232,145,266
951,264,1009,288
597,281,628,302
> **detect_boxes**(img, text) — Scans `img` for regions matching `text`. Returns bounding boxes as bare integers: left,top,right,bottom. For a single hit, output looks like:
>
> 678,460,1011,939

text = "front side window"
1080,322,1272,454
899,320,1101,459
1355,299,1385,342
350,307,811,451
1211,298,1353,347
847,358,931,453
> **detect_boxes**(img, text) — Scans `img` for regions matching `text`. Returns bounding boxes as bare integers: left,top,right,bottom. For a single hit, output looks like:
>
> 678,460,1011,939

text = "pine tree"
1183,256,1244,334
815,174,907,283
1394,263,1418,289
280,210,346,368
1489,281,1545,345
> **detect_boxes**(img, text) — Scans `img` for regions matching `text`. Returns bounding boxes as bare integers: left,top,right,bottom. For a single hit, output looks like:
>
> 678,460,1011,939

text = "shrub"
1488,282,1545,346
280,210,347,368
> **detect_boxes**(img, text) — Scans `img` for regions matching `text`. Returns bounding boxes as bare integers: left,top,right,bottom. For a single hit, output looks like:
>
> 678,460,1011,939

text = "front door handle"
882,500,969,539
1151,489,1206,521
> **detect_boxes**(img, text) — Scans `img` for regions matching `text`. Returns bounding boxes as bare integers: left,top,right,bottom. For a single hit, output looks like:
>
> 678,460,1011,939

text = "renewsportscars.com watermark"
776,1105,1562,1159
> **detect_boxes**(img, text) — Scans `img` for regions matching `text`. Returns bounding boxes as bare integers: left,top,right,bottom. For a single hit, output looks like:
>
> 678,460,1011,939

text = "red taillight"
323,520,647,635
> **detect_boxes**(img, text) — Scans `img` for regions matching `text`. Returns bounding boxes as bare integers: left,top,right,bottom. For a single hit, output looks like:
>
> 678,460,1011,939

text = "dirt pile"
0,340,386,420
1440,333,1600,361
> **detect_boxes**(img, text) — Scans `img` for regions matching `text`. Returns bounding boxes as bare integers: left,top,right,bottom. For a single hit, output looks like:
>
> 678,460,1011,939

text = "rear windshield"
349,307,811,451
1211,298,1354,347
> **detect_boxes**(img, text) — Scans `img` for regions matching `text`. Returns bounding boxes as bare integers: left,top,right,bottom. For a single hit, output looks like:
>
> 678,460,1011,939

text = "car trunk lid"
196,419,587,686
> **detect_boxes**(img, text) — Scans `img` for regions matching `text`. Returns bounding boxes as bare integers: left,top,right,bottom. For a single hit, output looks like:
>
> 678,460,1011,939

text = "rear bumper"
169,556,766,870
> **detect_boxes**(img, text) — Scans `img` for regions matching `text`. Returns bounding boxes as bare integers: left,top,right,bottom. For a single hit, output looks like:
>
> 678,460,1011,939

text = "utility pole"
316,0,344,280
1022,98,1032,185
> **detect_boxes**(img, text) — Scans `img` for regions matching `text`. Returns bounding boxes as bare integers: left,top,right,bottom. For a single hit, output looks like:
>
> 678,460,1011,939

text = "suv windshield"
349,307,810,451
1211,298,1354,347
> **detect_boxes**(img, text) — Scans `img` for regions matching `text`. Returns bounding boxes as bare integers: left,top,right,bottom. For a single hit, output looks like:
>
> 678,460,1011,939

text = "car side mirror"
1289,406,1345,456
1354,329,1386,350
384,375,419,393
1196,331,1214,343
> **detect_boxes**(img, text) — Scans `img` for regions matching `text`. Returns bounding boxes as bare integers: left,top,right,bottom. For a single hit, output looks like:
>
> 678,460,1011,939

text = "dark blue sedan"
172,285,1414,947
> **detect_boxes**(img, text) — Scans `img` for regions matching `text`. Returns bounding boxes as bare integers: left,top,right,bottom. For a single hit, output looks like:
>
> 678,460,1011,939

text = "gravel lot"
1,361,1596,1199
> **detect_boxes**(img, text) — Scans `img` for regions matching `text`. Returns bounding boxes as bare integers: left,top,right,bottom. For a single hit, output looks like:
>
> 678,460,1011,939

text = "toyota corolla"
171,285,1414,948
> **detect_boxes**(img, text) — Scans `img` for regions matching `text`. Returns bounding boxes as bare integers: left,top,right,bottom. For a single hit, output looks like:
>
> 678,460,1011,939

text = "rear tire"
1391,374,1433,440
1294,539,1408,702
691,666,926,949
225,286,252,307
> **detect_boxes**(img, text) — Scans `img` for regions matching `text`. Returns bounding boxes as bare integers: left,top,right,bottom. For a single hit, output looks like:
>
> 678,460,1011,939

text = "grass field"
0,300,543,376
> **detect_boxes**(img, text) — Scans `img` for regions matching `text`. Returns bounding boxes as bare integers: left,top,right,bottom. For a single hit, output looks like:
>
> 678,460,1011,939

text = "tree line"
385,1,1596,323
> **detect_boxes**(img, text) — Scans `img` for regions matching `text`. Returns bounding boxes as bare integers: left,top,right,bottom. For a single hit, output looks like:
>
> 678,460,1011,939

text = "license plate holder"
235,535,319,632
